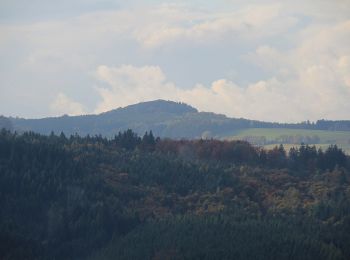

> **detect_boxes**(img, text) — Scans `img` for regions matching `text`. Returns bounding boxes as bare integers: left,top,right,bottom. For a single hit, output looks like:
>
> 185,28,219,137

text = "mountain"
5,99,350,138
6,100,262,138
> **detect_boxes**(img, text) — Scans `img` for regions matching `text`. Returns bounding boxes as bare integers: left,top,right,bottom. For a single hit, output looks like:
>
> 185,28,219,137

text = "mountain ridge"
2,99,350,138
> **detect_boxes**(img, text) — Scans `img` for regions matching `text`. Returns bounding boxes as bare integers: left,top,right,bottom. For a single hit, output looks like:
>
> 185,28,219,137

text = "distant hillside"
5,99,350,139
0,116,13,131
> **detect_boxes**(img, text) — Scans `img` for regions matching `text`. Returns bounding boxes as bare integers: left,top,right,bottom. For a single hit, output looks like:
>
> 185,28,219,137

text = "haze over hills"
2,100,350,140
2,1,350,259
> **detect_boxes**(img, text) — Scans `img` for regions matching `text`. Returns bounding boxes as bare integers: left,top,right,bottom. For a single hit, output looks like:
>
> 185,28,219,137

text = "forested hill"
4,100,350,138
1,129,350,259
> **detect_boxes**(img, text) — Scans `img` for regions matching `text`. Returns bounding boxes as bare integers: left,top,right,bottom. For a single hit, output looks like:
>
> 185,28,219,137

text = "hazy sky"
1,0,350,122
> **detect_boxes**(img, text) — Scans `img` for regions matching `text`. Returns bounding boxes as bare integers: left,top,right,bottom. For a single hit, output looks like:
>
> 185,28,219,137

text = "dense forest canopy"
1,129,350,259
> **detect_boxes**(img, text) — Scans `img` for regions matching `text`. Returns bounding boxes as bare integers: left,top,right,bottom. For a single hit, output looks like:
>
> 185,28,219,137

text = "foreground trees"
0,129,349,259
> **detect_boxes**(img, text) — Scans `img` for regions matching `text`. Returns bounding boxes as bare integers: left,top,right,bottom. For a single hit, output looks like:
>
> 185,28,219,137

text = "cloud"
94,65,179,112
95,55,350,122
246,19,350,120
1,1,350,121
0,3,299,52
93,65,296,121
134,3,299,48
50,93,86,116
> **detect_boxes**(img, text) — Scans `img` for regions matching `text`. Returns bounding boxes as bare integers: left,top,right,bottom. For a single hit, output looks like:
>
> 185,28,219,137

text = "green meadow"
225,128,350,154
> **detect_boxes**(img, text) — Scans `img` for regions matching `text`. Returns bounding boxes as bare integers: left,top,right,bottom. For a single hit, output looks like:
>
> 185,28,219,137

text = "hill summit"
105,100,198,115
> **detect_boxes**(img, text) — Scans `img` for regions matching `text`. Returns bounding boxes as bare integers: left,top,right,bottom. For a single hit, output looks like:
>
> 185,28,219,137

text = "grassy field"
224,128,350,154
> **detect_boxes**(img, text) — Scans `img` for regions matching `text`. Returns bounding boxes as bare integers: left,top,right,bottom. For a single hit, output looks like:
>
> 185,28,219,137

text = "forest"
1,129,350,259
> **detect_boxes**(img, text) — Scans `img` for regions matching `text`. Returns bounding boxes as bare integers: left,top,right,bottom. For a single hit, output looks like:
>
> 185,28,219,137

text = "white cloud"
93,65,294,121
94,55,350,122
226,0,350,21
1,1,350,121
246,19,350,120
94,65,180,112
0,3,299,52
135,3,299,48
50,93,86,116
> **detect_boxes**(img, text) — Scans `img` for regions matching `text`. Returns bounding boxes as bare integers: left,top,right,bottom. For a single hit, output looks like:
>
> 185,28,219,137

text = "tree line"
0,129,350,259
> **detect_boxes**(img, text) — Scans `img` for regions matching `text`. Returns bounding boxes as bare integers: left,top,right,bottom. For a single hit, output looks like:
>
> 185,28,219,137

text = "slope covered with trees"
1,129,350,259
6,100,350,139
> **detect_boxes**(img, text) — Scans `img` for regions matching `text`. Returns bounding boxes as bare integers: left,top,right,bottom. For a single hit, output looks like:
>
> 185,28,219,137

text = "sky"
1,0,350,122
